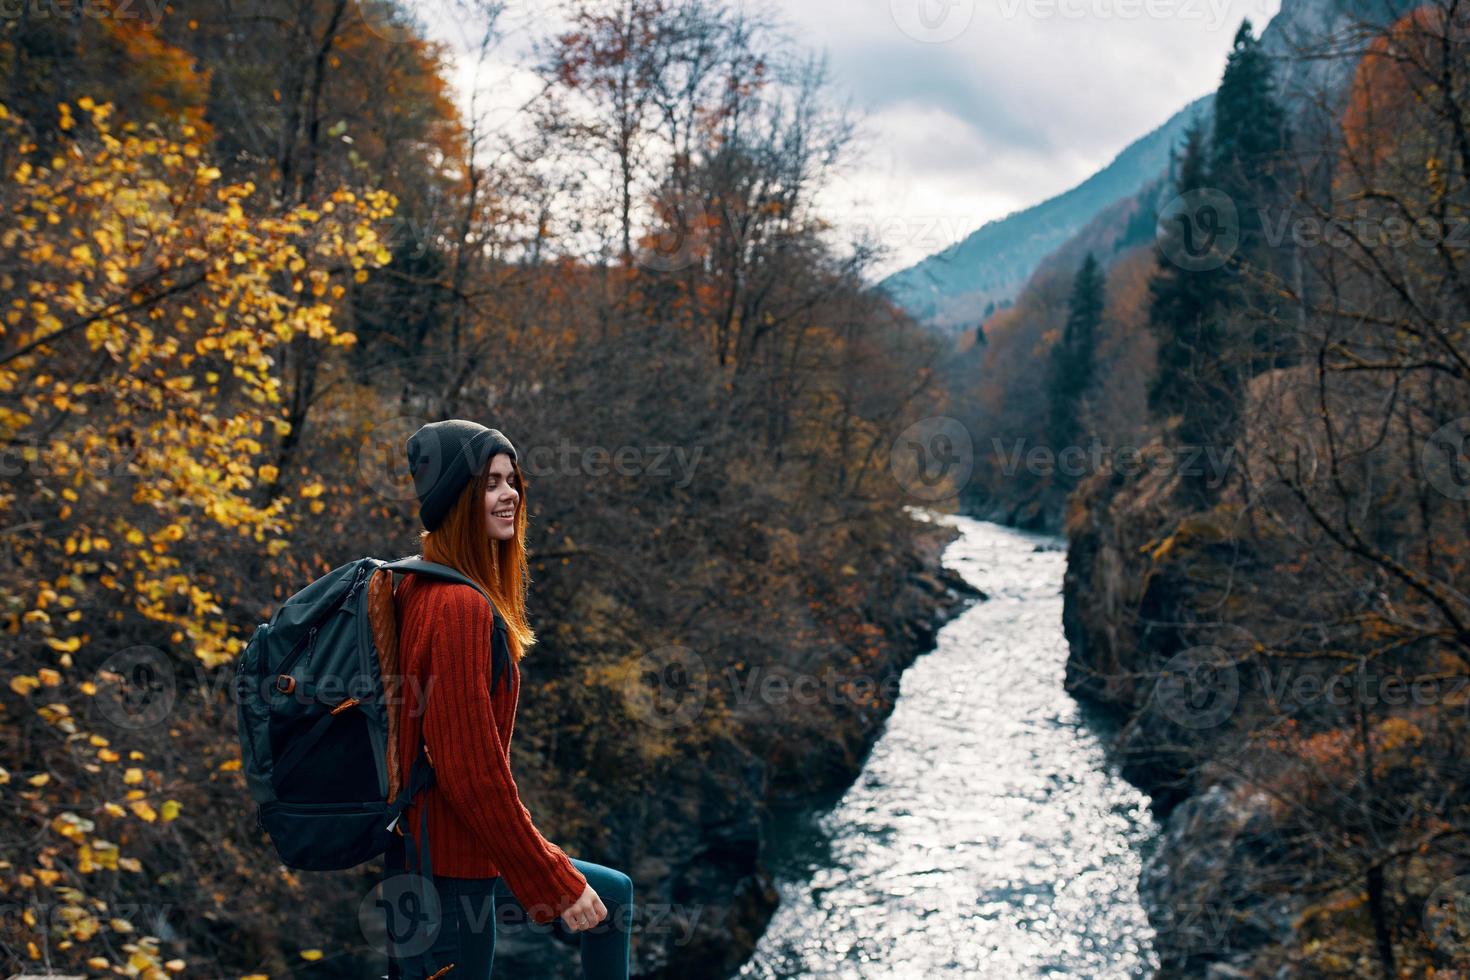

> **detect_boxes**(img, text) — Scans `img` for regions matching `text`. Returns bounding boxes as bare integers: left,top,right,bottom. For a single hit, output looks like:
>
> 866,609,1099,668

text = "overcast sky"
414,0,1283,279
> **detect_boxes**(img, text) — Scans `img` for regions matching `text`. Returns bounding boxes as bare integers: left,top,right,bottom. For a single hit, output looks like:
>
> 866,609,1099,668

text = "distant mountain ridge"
878,95,1212,332
880,0,1414,334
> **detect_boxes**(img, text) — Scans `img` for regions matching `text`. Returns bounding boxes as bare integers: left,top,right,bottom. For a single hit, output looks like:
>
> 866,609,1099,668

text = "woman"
384,418,634,980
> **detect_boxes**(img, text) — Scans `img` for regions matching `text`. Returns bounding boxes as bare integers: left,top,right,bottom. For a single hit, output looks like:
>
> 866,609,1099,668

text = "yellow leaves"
160,799,181,822
103,801,126,817
37,667,62,686
129,800,158,822
1376,716,1424,753
154,523,185,542
123,767,144,785
37,703,76,733
300,949,325,961
51,811,96,843
98,748,120,762
28,772,50,786
2,101,398,698
299,482,325,498
217,758,242,771
87,840,120,871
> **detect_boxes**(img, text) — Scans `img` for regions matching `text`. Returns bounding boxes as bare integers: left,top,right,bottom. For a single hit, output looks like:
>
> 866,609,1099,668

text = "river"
737,514,1159,979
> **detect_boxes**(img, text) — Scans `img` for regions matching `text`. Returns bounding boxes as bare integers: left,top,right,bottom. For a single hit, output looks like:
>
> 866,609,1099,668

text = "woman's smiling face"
483,453,520,542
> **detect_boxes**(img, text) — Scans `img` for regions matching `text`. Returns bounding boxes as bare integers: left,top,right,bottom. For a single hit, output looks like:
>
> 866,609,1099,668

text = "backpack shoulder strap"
380,557,504,629
381,555,513,701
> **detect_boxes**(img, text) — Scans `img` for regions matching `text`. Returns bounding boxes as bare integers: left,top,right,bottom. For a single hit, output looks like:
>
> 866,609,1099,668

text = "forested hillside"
947,0,1470,972
0,3,976,977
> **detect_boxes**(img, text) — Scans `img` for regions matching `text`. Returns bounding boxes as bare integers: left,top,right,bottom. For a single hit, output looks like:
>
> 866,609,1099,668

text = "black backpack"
234,555,509,872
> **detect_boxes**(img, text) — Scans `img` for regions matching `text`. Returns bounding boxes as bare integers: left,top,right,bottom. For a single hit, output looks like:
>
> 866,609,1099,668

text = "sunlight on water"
739,515,1159,979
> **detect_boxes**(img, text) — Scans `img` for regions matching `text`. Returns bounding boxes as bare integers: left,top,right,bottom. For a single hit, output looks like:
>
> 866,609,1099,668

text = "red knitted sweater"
392,571,588,925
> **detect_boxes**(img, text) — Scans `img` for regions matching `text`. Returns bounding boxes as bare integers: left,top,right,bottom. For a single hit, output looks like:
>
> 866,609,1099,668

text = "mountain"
878,95,1212,332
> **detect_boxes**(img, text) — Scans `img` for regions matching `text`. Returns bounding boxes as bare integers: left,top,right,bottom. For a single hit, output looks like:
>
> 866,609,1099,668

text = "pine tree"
1047,252,1105,482
1211,19,1293,370
1211,20,1287,232
1148,122,1237,505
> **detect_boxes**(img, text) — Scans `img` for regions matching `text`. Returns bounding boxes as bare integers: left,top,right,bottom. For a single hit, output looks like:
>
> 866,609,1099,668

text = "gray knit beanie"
405,419,519,532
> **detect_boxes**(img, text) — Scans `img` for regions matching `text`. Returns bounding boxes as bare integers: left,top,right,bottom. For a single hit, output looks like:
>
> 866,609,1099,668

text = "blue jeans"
382,855,634,980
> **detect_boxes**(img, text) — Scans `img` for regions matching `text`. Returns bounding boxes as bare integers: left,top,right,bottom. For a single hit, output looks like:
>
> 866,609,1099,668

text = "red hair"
419,452,537,661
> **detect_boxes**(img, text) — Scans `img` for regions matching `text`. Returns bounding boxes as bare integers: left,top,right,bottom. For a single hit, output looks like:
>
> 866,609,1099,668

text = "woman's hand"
559,883,607,932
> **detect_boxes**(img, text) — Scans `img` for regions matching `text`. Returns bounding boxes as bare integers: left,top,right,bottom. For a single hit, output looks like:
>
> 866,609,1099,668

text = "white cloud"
417,0,1284,277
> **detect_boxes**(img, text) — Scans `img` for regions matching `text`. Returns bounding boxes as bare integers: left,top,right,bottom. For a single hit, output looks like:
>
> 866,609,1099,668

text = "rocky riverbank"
1059,458,1312,978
